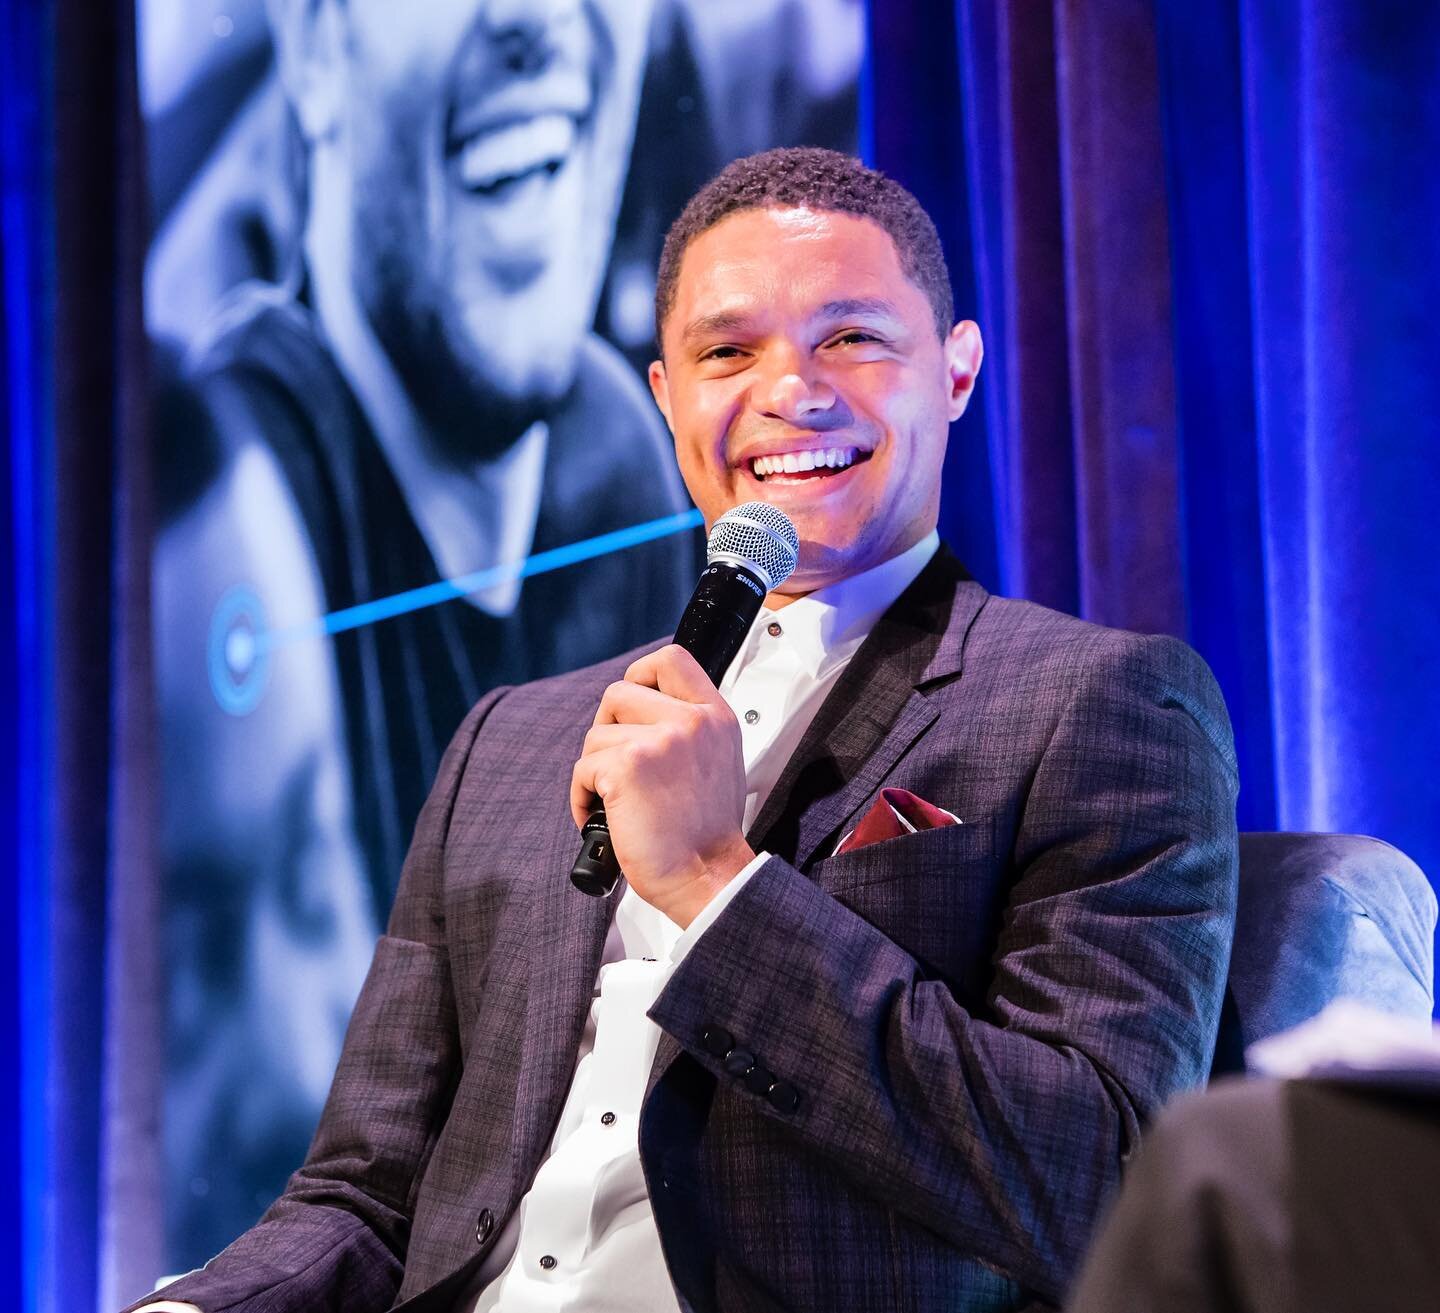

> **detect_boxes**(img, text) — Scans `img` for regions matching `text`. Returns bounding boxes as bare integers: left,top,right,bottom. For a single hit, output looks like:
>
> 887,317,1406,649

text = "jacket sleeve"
647,633,1239,1305
121,688,505,1313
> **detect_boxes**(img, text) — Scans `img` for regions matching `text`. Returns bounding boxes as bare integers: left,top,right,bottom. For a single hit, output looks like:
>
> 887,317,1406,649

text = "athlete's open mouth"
450,112,579,197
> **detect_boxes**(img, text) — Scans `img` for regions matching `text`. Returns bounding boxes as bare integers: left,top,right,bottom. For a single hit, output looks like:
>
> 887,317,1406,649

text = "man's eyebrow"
677,297,905,348
815,297,904,322
680,311,757,345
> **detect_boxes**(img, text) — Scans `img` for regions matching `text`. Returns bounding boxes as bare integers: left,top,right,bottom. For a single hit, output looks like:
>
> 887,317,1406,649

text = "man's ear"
648,358,675,434
267,0,347,144
943,320,984,422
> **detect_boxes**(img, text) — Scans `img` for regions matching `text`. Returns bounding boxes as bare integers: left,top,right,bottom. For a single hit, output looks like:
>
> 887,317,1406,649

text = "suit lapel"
747,660,937,870
747,546,986,869
510,808,615,1191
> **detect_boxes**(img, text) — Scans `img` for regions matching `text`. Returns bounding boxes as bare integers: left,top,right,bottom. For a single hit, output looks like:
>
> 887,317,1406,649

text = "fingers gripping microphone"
570,502,799,896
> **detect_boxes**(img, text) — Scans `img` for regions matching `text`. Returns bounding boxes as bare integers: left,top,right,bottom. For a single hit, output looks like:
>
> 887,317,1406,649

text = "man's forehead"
672,207,912,319
685,204,901,266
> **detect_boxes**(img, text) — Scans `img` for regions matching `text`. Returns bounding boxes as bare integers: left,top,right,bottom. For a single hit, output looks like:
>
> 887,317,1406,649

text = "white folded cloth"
1246,997,1440,1094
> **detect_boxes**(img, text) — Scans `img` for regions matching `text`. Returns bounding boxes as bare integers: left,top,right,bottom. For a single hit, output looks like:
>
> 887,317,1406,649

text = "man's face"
329,0,651,443
650,207,982,594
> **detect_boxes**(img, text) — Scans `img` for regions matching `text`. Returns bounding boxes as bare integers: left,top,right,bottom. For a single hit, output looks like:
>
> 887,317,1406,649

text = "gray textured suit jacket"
131,547,1239,1313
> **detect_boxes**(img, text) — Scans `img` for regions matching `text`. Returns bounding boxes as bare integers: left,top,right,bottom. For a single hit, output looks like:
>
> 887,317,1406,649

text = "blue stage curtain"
1,1,163,1310
1,5,53,1307
866,0,1440,952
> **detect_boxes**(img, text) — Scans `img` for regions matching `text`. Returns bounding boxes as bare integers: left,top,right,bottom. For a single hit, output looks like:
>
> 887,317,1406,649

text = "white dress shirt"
138,532,939,1313
467,532,939,1313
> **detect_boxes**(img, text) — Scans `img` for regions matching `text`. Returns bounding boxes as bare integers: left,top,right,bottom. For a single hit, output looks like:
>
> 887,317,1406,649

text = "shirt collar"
747,531,940,683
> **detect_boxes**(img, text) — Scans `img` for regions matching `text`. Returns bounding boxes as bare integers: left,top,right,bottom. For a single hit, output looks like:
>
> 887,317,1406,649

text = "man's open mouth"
748,446,873,482
451,112,579,197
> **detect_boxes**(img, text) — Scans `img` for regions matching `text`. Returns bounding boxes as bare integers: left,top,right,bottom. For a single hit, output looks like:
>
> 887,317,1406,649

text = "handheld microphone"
570,501,799,897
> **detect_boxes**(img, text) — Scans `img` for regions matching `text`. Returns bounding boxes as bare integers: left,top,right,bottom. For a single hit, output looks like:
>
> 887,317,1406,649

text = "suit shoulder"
967,595,1235,776
971,594,1217,690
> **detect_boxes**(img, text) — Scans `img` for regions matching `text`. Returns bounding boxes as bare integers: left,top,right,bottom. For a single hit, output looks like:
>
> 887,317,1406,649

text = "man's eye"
702,345,744,361
829,330,879,347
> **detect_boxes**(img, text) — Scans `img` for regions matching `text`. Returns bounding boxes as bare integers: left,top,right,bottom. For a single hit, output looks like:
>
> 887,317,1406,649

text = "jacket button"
475,1208,494,1244
766,1080,802,1114
701,1024,735,1057
722,1047,756,1078
744,1064,775,1096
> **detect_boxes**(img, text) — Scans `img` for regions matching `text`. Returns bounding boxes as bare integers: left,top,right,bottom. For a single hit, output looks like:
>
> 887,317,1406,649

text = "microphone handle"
570,563,767,896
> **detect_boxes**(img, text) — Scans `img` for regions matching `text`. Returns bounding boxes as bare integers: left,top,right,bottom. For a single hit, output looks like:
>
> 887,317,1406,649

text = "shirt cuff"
668,850,770,968
131,1303,202,1313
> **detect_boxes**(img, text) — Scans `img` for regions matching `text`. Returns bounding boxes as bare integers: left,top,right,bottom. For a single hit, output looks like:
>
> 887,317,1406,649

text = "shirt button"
744,1064,775,1096
539,1254,558,1271
744,709,760,725
600,1110,616,1126
701,1024,736,1057
475,1208,494,1245
766,1079,802,1115
723,1047,756,1078
766,621,783,637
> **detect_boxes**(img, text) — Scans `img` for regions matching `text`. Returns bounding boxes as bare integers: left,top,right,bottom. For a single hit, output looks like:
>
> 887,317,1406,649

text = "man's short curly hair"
654,146,954,349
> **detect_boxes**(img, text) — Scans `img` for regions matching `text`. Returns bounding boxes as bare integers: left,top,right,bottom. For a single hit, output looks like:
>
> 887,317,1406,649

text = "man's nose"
756,359,841,426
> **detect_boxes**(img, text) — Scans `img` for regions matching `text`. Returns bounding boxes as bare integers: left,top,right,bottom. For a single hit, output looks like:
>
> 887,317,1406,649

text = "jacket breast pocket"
807,817,1005,1004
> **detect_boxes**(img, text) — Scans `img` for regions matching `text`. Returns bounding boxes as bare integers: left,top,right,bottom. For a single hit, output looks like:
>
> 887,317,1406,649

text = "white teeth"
456,113,576,191
749,447,863,478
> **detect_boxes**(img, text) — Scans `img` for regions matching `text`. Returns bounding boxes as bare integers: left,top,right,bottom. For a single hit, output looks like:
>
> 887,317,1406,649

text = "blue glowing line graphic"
210,508,704,713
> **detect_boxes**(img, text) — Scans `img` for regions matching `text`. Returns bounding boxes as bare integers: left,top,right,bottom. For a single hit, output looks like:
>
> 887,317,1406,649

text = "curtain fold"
92,2,164,1304
870,0,1440,915
1240,0,1440,862
2,2,56,1307
1153,0,1278,827
1052,0,1183,636
3,1,161,1309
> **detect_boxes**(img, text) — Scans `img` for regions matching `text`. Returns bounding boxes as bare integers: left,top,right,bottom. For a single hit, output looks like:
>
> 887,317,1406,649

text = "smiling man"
130,148,1238,1313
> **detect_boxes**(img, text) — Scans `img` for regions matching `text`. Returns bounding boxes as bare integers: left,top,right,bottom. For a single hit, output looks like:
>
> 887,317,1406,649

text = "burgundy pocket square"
833,787,961,856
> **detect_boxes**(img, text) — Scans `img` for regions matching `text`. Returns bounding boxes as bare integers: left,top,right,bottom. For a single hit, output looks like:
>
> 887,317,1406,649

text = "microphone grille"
707,501,799,591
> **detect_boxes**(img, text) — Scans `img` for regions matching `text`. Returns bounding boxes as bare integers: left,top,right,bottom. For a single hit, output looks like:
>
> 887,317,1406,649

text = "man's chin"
399,324,582,461
462,347,578,420
450,260,598,392
777,540,866,594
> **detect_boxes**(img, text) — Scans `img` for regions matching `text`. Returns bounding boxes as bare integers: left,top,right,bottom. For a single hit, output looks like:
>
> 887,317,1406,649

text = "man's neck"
302,161,545,615
761,529,940,611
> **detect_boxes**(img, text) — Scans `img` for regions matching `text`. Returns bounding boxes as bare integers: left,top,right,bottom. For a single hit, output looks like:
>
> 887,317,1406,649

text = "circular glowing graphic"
208,586,270,715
